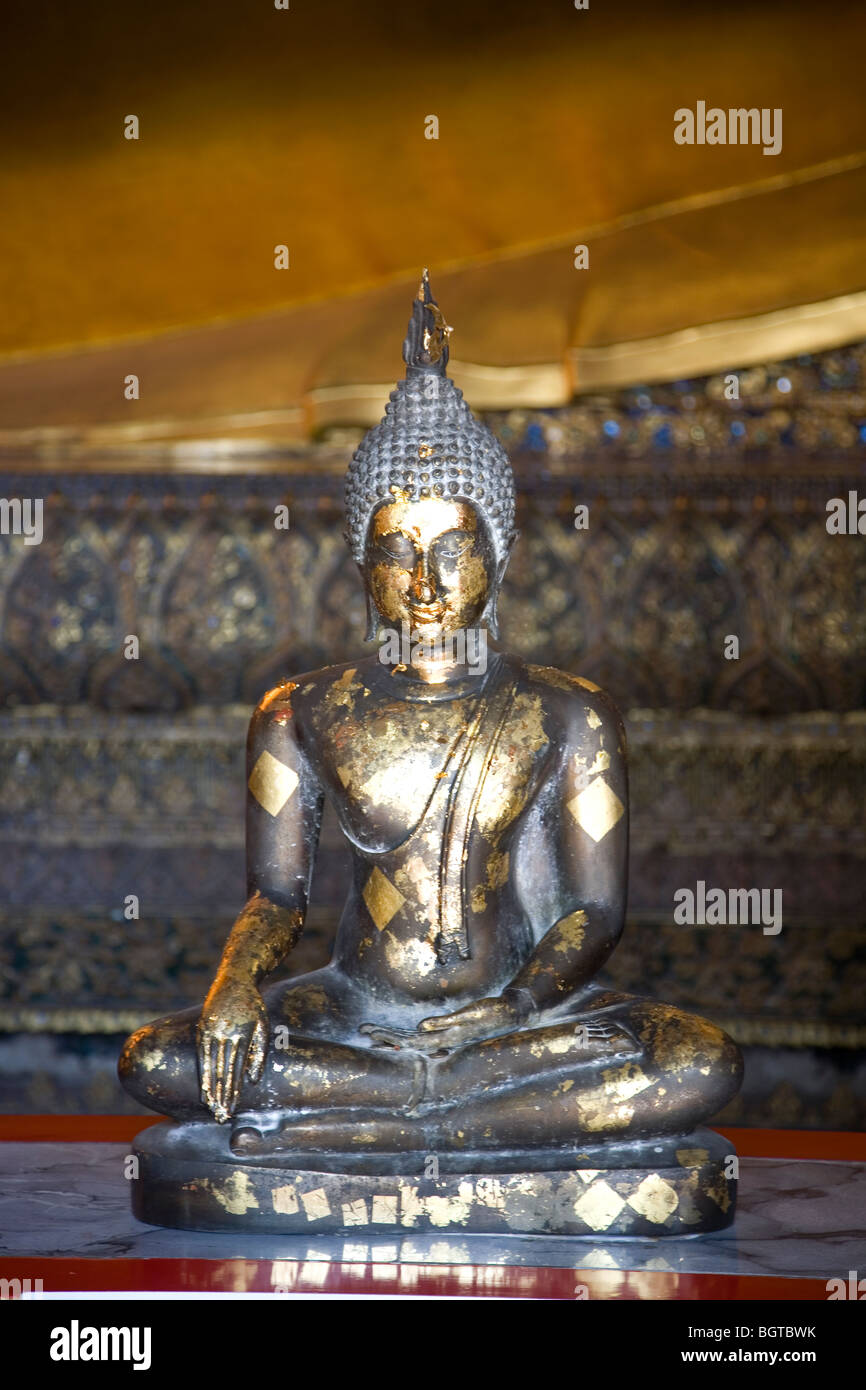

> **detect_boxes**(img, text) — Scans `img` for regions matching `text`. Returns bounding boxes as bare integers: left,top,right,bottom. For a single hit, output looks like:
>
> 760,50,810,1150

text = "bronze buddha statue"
120,273,742,1237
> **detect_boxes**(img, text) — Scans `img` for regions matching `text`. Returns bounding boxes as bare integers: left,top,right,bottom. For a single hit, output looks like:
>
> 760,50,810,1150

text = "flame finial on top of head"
402,267,453,373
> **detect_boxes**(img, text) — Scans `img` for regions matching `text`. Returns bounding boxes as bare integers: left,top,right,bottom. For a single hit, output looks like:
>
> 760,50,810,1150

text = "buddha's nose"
411,553,436,603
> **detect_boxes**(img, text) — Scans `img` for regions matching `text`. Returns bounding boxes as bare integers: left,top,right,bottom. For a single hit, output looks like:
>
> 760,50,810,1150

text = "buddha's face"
366,496,494,635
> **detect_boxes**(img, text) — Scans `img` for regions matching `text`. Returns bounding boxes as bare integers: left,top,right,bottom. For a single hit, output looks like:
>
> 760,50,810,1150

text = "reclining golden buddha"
120,273,742,1236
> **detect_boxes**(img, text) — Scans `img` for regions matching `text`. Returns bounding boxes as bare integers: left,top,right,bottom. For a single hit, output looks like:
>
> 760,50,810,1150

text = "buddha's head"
344,271,517,641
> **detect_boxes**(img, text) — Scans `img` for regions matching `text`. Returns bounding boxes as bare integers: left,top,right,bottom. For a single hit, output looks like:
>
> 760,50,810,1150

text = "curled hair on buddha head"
344,269,518,638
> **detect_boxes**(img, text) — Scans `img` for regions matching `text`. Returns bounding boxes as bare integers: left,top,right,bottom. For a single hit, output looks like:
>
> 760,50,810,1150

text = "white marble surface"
1,1142,865,1277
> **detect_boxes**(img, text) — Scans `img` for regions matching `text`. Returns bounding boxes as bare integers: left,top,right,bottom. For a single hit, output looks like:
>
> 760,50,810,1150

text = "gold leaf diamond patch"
248,750,298,817
569,776,625,843
574,1179,626,1232
626,1173,679,1224
363,868,406,931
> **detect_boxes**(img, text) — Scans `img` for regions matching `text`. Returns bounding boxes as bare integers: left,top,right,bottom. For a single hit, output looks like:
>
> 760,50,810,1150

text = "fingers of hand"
225,1039,247,1115
246,1017,267,1084
420,1022,471,1049
212,1038,227,1118
420,1006,476,1031
198,1027,249,1120
200,1036,214,1110
219,1038,237,1114
371,1028,418,1050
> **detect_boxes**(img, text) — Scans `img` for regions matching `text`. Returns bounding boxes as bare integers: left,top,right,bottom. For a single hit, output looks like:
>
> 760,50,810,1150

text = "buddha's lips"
408,603,446,625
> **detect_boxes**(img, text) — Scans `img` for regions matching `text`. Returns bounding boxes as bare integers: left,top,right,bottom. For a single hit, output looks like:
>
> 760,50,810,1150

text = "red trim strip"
0,1257,835,1301
0,1115,163,1143
715,1127,866,1161
0,1116,863,1160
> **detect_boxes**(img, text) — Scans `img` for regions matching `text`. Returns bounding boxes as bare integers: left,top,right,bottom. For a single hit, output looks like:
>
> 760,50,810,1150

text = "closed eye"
377,532,416,565
432,531,473,562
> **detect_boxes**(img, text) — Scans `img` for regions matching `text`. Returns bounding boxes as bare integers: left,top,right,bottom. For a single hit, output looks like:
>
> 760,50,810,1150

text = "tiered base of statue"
132,1121,736,1237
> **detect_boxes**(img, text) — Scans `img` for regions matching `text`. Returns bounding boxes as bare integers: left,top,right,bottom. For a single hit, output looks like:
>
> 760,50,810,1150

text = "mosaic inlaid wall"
1,458,864,714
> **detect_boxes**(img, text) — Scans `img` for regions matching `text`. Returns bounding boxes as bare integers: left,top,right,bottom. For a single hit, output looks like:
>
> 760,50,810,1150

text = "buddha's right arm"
207,893,305,991
197,683,324,1118
210,680,324,989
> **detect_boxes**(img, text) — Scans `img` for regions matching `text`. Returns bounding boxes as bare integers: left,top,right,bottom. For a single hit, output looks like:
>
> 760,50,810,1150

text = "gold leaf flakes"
341,1199,369,1226
272,1184,299,1215
203,1170,260,1215
676,1147,710,1169
371,1195,398,1224
554,908,588,953
300,1187,331,1221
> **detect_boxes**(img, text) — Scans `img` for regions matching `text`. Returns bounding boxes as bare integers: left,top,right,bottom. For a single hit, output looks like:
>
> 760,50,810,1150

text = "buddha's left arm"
503,687,628,1017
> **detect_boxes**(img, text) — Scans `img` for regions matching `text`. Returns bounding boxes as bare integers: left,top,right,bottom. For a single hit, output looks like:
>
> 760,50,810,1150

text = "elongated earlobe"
364,590,382,642
482,590,500,641
482,532,517,640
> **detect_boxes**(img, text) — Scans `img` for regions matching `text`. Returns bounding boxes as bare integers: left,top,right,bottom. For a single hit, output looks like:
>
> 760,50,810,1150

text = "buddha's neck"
407,652,471,685
382,647,499,702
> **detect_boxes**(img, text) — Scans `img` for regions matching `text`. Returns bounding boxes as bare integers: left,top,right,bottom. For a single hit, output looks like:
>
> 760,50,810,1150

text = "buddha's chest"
316,689,552,852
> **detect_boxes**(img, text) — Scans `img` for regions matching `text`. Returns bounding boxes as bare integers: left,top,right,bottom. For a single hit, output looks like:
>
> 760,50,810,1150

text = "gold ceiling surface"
0,0,864,443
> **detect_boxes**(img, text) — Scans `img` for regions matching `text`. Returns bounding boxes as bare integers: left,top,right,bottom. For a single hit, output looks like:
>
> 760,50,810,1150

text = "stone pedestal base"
131,1121,736,1237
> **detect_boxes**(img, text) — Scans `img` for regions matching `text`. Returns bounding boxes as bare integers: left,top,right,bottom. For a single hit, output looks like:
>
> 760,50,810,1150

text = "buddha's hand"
196,980,269,1123
417,990,534,1050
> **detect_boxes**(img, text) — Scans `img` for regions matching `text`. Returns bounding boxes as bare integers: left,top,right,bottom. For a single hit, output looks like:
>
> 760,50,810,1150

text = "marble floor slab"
1,1141,865,1279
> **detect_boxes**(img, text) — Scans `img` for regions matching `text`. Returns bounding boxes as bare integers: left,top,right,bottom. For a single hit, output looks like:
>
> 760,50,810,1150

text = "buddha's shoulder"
521,662,626,747
251,659,376,732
